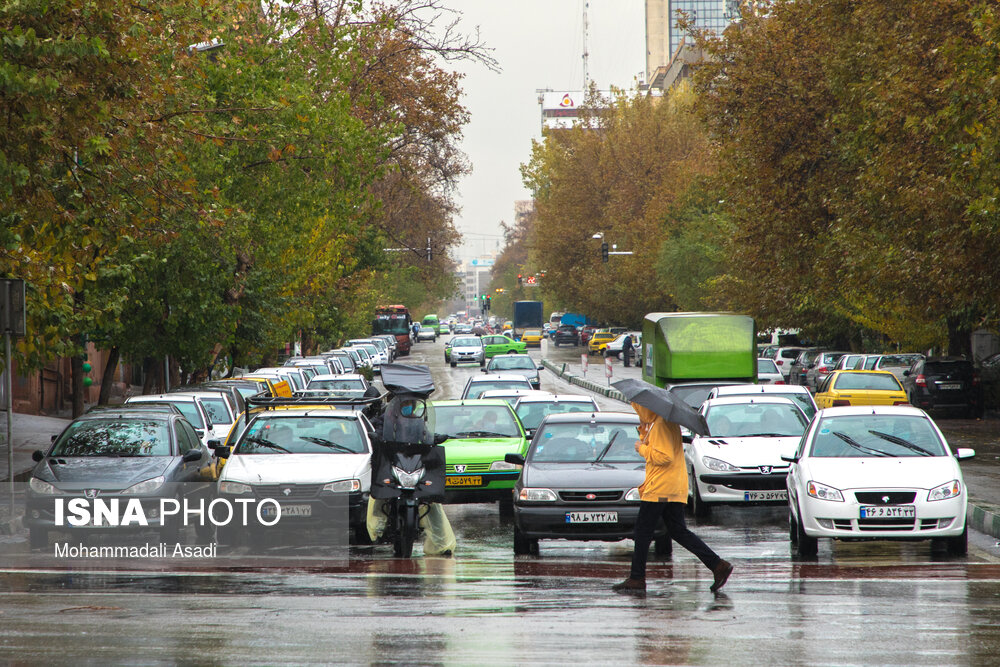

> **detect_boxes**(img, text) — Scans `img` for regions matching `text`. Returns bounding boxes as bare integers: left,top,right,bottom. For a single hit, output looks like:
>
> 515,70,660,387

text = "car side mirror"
780,455,799,463
215,446,231,459
538,366,544,371
32,450,45,462
433,434,448,445
481,368,488,374
207,439,221,449
955,448,975,460
50,434,58,443
182,449,204,463
505,453,526,466
681,434,693,444
903,370,910,376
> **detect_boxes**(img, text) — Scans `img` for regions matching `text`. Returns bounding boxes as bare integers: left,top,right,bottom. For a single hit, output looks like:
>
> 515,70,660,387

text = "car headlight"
121,476,165,495
806,481,844,502
624,487,641,502
28,478,60,495
393,467,425,489
490,460,521,471
518,487,557,502
702,456,740,472
323,479,362,493
219,480,252,495
928,480,961,502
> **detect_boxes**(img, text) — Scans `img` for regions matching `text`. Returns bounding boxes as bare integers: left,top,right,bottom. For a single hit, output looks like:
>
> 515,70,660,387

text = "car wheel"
513,525,533,555
794,504,818,558
691,482,710,519
788,510,798,545
450,361,457,368
499,498,515,518
28,528,47,551
946,523,968,556
654,536,672,558
194,521,215,543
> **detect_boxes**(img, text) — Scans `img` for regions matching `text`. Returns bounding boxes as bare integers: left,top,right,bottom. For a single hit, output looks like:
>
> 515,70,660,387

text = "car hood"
35,456,173,489
800,456,962,490
691,436,801,467
441,437,525,461
523,461,645,489
222,453,371,485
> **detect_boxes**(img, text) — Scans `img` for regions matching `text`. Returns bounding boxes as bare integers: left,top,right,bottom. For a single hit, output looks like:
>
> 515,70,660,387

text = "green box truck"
641,312,758,405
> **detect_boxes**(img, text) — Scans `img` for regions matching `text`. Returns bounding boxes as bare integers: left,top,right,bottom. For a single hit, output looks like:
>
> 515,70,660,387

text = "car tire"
794,504,818,558
194,521,215,543
28,528,47,551
788,511,799,545
513,525,532,555
159,520,180,544
499,498,515,518
691,482,710,519
654,536,672,558
450,361,457,368
946,523,968,556
353,524,374,546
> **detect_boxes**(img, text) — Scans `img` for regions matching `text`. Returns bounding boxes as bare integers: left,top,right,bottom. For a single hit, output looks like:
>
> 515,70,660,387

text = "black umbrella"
612,378,710,435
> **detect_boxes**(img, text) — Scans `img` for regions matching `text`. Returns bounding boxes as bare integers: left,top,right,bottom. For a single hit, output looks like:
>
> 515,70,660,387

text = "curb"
542,358,628,403
968,502,1000,540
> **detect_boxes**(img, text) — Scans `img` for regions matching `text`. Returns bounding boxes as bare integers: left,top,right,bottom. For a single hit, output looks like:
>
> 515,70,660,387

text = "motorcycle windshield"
380,363,435,398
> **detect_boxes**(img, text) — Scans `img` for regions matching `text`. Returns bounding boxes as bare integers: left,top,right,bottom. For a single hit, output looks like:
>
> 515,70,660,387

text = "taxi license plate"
262,504,312,518
744,490,787,501
446,476,483,487
565,511,618,524
860,505,915,519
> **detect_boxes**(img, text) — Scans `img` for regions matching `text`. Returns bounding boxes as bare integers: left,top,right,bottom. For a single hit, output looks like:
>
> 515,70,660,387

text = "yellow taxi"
588,331,617,355
521,328,544,347
502,321,513,332
814,370,909,408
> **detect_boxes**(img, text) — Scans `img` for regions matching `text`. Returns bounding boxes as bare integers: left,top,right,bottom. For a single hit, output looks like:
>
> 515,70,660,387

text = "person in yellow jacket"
613,403,733,594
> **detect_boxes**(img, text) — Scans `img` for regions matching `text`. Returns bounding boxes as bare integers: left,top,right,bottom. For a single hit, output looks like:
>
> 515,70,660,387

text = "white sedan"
686,396,810,517
757,358,784,384
784,405,974,558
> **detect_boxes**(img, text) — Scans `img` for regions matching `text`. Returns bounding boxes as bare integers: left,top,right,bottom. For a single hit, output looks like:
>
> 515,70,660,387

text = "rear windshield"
924,361,973,375
779,349,802,359
466,380,532,398
516,401,597,430
880,354,922,367
833,373,902,391
490,356,535,371
201,397,232,425
758,359,779,373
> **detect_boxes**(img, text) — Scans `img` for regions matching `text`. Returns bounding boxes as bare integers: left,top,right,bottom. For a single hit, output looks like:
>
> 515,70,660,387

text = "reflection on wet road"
3,339,1000,664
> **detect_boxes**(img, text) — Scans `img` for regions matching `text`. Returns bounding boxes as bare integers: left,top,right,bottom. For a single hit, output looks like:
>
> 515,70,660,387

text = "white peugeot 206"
687,396,811,517
784,405,974,558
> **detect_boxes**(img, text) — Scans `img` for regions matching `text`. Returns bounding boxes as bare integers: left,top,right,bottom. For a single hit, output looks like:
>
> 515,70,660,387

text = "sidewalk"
1,412,70,483
543,355,1000,543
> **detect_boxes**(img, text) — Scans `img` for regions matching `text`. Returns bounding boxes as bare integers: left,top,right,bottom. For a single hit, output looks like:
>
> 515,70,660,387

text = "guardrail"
541,358,627,403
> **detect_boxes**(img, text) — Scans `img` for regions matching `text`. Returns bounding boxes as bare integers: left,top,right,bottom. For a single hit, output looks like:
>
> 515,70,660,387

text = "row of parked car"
759,346,983,417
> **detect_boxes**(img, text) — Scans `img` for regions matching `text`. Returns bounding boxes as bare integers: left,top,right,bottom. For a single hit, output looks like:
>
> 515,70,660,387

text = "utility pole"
582,0,590,91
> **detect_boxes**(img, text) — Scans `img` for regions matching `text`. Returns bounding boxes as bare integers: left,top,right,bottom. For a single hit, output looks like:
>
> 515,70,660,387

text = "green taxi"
481,334,527,359
428,399,527,508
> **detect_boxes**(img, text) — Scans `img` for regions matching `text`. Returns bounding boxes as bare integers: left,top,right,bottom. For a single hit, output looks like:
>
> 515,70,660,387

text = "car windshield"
810,414,947,457
236,417,366,455
531,422,642,463
453,337,482,347
490,356,535,371
833,373,902,391
758,359,779,373
430,404,522,439
131,400,204,428
516,401,596,430
51,419,172,457
706,402,808,437
308,379,366,391
200,397,232,425
466,380,532,398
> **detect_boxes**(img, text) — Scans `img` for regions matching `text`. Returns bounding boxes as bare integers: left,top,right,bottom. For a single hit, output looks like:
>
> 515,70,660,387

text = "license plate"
261,504,312,518
939,383,962,391
446,476,483,487
565,511,618,524
860,505,915,518
744,490,787,501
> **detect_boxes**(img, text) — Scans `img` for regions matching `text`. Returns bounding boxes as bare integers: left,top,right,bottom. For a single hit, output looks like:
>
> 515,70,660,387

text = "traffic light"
486,295,491,309
601,242,609,263
517,273,523,287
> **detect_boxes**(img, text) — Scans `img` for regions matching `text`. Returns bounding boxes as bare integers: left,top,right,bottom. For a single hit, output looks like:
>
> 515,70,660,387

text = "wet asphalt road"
4,336,1000,665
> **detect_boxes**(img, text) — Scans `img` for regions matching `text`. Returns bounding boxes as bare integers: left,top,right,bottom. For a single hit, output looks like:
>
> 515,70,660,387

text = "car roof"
703,395,800,408
712,384,811,396
250,408,366,419
128,393,198,403
310,373,365,382
430,399,513,407
85,404,181,417
468,374,532,382
815,405,929,418
540,411,637,424
515,393,596,404
480,389,549,399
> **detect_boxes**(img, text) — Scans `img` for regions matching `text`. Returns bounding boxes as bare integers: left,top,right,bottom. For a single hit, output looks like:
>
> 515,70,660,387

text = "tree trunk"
71,356,84,418
142,357,157,394
98,346,120,405
946,316,972,358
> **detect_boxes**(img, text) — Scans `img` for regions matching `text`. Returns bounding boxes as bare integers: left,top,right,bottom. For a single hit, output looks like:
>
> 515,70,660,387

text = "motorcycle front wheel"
393,503,419,558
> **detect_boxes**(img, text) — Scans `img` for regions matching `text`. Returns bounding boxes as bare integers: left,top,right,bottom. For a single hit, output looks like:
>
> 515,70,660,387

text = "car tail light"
776,360,784,366
893,401,910,406
818,366,830,374
831,400,851,407
775,380,785,385
915,374,927,387
973,373,980,386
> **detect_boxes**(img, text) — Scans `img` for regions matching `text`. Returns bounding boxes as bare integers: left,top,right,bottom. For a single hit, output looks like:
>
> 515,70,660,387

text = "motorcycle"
368,364,449,557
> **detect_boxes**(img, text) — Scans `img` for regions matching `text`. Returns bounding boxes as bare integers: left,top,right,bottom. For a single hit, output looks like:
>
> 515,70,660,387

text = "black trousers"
630,501,721,580
623,347,632,366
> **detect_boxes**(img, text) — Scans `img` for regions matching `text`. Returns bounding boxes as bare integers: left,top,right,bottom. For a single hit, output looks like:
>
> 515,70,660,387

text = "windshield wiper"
868,430,933,456
743,432,787,438
301,437,357,454
832,431,891,457
242,436,291,454
455,431,510,438
593,431,622,463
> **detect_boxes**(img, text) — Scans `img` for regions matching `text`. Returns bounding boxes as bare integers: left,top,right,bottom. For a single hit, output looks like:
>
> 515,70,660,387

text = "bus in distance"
373,305,412,356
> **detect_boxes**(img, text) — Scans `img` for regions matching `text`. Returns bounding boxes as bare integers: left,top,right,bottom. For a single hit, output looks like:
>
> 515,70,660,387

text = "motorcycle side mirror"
504,453,525,466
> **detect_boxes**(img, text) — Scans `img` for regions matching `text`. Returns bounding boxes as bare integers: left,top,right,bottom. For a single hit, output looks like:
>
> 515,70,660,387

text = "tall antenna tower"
582,0,590,90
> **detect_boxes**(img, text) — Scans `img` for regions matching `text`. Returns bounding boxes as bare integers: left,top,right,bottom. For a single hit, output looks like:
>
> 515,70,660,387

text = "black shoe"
710,560,733,593
612,578,646,593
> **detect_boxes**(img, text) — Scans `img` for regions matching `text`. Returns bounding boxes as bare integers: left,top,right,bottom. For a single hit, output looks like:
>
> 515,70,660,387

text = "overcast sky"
442,2,646,262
